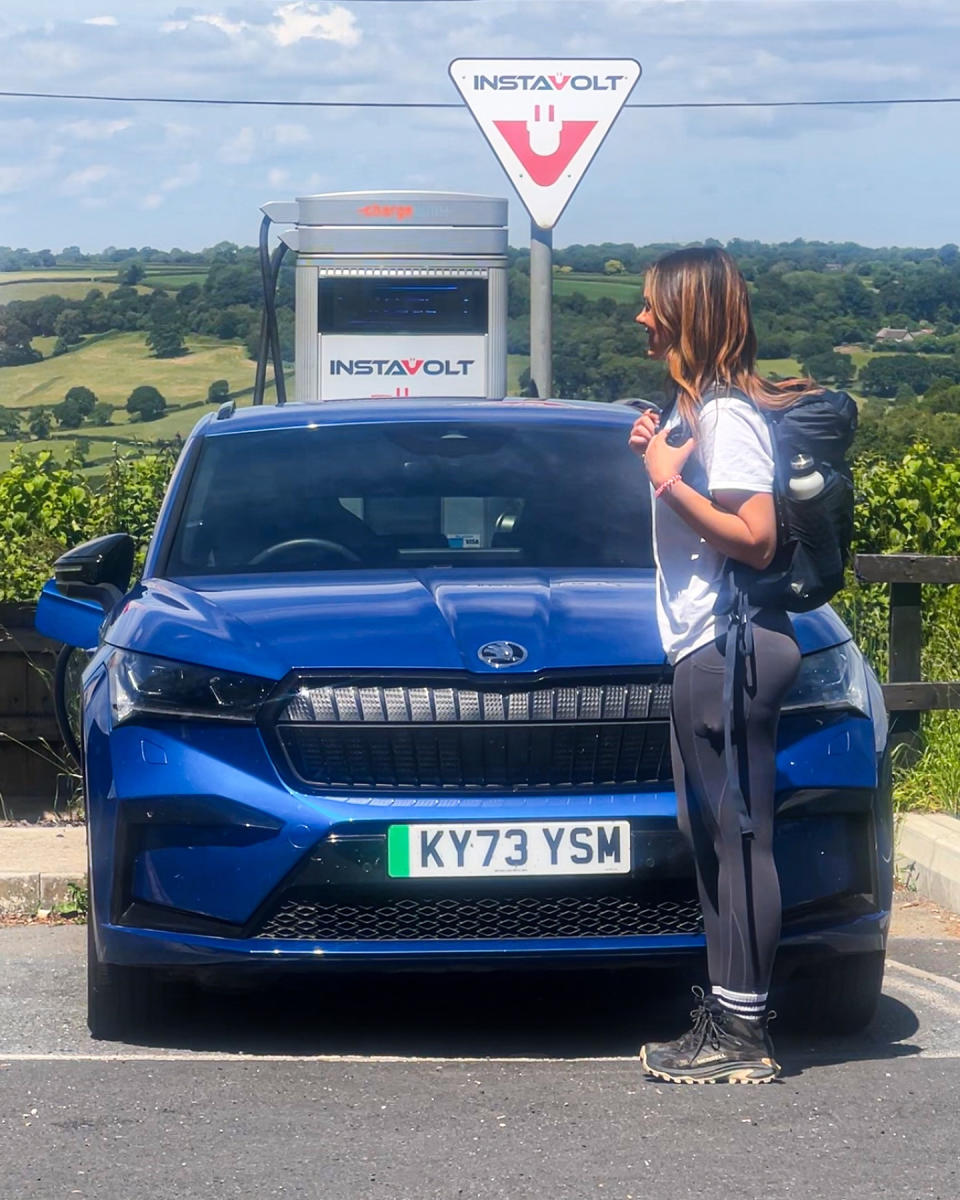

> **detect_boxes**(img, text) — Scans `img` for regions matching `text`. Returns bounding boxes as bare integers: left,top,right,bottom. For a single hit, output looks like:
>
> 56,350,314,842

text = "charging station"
260,191,509,403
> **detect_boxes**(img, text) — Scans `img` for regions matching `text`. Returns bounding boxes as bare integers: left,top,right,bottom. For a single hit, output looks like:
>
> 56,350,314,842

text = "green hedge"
820,446,960,813
0,444,177,602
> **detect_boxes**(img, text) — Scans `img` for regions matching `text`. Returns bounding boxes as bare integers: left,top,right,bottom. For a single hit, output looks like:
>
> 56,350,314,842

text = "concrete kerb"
896,811,960,915
0,825,87,916
0,872,86,916
0,814,958,919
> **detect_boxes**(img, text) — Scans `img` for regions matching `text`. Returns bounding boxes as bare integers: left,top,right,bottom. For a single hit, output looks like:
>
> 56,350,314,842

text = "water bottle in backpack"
787,454,825,501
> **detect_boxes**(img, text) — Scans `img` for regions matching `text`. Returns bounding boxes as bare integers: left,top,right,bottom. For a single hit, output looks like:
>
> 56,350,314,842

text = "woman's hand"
627,410,660,459
643,427,696,490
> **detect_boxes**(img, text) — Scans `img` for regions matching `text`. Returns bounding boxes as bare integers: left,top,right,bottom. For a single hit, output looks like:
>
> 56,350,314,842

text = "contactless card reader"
261,192,509,402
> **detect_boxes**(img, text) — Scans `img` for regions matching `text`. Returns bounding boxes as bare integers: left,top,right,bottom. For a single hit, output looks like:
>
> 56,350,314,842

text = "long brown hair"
644,247,812,430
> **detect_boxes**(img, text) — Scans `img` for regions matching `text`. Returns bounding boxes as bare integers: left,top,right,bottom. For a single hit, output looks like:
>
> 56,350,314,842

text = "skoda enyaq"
37,399,892,1039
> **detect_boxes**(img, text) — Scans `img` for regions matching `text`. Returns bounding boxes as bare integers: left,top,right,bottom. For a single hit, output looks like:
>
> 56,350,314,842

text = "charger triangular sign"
450,58,641,229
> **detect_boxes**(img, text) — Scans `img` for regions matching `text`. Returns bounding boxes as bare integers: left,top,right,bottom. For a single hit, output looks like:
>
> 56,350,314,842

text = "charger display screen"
318,278,488,335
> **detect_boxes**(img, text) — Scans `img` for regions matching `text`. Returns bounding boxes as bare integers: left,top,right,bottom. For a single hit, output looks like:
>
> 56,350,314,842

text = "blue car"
37,398,892,1040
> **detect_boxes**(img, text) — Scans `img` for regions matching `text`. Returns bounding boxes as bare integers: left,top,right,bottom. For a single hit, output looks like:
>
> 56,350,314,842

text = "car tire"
786,950,886,1035
54,644,87,769
86,917,163,1041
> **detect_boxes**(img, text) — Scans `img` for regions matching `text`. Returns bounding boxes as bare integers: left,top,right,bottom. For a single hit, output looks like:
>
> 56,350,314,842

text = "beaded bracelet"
653,474,682,500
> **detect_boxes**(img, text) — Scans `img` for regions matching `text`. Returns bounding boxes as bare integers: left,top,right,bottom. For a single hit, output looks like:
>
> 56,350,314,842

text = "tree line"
5,237,960,456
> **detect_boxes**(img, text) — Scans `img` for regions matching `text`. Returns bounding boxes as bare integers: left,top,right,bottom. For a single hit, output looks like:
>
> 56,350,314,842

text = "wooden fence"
0,604,65,820
854,554,960,761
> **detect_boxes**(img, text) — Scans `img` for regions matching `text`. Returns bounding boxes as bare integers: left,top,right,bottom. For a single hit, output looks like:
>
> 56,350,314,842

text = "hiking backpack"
723,386,858,613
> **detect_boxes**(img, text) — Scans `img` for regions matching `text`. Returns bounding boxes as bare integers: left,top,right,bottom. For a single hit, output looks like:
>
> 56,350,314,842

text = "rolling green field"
552,272,646,302
0,413,205,472
0,264,204,302
0,279,129,303
0,330,266,470
0,331,258,410
756,357,804,378
837,345,872,370
31,336,58,358
0,270,117,285
141,272,209,291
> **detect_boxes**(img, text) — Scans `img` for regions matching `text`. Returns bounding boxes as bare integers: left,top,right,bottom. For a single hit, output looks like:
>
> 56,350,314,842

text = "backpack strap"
718,580,756,840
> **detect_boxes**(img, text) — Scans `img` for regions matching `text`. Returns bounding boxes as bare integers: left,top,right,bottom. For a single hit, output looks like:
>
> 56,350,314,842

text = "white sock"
712,985,766,1021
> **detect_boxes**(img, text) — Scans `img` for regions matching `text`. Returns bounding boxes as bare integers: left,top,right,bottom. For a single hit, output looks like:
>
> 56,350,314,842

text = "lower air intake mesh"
254,892,703,941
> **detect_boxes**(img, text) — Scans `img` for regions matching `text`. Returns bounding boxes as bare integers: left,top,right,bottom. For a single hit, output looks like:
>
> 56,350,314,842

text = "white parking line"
886,958,960,995
0,1052,638,1063
883,959,960,1059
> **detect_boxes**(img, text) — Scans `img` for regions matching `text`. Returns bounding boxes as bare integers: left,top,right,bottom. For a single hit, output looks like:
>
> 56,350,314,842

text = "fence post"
888,580,923,764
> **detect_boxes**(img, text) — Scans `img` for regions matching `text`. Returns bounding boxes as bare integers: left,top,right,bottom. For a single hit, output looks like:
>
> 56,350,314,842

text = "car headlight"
108,649,273,724
781,642,870,717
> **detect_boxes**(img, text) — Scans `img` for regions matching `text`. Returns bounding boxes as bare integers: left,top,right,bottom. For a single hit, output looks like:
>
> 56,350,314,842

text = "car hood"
103,569,851,680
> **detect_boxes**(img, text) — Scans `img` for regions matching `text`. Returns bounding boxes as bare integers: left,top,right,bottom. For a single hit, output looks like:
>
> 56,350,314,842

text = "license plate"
387,820,631,879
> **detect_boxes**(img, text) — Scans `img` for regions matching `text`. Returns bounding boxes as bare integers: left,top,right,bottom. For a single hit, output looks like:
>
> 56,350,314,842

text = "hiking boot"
640,988,780,1085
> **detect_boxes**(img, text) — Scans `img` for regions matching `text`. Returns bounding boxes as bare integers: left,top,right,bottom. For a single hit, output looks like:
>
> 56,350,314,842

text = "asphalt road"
1,920,959,1200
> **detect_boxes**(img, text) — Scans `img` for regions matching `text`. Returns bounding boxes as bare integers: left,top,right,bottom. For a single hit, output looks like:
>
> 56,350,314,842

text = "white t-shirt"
652,390,775,665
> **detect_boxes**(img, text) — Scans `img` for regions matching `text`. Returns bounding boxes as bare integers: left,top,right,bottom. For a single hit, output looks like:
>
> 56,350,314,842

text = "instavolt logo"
330,357,475,377
472,72,628,92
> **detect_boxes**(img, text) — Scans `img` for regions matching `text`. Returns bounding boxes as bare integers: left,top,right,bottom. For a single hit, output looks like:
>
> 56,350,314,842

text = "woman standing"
628,247,803,1084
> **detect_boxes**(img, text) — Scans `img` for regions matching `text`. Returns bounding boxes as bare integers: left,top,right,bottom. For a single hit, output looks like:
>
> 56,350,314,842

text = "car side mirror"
54,533,135,612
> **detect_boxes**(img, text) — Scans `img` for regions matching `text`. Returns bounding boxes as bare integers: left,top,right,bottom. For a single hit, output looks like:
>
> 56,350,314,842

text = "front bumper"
96,790,890,972
85,683,892,973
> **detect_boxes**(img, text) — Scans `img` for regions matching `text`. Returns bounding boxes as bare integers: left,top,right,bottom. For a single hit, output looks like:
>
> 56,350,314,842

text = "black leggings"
670,610,801,1002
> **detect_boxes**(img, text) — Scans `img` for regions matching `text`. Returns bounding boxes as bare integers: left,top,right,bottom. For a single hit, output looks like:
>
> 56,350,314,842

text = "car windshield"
163,418,653,575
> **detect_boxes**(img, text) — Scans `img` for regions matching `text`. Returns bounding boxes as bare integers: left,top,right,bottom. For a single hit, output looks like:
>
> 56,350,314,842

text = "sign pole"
530,220,553,398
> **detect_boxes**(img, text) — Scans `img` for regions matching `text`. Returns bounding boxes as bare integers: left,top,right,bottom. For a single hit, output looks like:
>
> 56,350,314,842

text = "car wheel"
54,644,88,769
787,950,886,1035
86,917,163,1041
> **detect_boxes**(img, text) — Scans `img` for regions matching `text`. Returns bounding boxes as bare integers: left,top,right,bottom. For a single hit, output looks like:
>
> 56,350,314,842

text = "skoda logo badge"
478,641,528,668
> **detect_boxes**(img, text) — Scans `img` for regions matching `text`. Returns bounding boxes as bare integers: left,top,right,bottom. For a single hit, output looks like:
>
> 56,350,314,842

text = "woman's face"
635,291,666,359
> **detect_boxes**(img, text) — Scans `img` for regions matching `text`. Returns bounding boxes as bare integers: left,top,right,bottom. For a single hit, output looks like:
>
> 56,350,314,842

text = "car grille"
254,892,703,941
272,678,673,791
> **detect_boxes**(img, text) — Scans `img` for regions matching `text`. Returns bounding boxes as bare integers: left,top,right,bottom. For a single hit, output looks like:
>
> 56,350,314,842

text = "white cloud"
14,37,84,73
267,168,290,188
658,46,925,101
62,119,132,141
0,117,40,144
76,195,111,212
269,3,359,48
141,193,165,210
273,123,311,146
186,3,359,48
60,165,114,195
218,127,256,165
0,165,40,195
160,20,190,33
162,163,202,192
195,13,248,39
83,16,118,27
162,122,202,146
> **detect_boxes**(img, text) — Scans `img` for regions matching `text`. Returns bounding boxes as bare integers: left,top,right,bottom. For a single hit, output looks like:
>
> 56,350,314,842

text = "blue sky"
1,0,958,254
